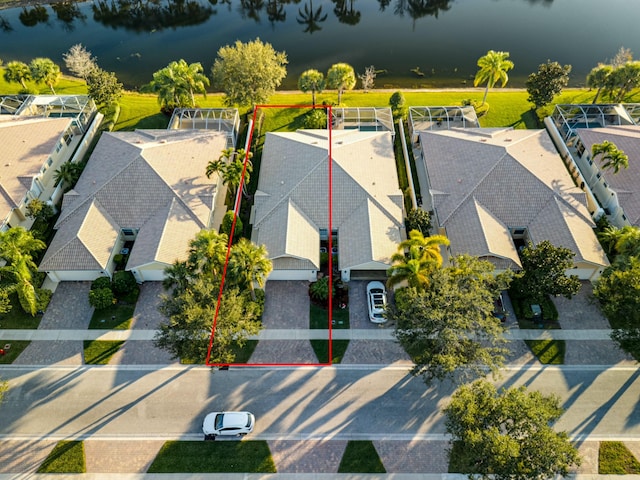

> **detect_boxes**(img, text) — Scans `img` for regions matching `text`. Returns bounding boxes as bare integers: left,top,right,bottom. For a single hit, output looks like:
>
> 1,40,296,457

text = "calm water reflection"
1,0,639,90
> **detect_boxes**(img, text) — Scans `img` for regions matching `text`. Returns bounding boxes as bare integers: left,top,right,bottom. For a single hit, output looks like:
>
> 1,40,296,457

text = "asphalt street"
0,364,638,441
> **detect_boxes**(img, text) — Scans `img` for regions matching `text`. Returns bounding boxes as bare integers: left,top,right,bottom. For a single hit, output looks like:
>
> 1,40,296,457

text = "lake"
1,0,640,90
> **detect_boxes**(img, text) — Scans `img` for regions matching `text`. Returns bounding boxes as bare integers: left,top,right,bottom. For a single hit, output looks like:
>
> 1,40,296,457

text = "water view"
1,0,639,90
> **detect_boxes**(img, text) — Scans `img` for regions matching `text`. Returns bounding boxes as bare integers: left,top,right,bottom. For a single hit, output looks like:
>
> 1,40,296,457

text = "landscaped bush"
220,210,242,239
91,276,111,290
539,296,559,321
309,276,335,303
462,98,489,117
89,287,115,310
35,288,52,313
253,288,265,318
112,271,136,295
303,109,327,129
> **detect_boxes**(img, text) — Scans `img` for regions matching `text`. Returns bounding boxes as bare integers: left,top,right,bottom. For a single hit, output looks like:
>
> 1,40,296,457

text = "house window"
47,158,53,167
512,228,526,236
122,229,135,236
55,142,63,153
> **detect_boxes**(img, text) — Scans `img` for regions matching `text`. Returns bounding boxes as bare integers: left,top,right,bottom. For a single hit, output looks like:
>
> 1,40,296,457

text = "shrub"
35,288,52,313
89,287,115,310
535,104,555,124
389,91,407,119
91,276,111,290
253,288,265,318
112,271,137,295
113,254,124,266
405,208,431,235
320,251,329,268
309,276,335,302
303,109,328,129
221,210,243,239
462,98,489,117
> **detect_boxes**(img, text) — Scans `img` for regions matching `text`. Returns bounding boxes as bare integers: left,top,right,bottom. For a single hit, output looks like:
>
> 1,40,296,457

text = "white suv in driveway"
367,281,387,323
203,411,255,440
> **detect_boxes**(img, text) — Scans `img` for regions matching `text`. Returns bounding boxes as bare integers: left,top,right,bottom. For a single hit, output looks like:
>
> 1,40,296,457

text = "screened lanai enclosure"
168,108,240,147
331,107,395,134
408,106,478,142
550,103,640,143
0,95,96,131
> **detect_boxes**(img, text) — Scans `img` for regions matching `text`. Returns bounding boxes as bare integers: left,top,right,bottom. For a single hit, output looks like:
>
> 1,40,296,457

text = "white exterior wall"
46,270,104,282
131,267,166,282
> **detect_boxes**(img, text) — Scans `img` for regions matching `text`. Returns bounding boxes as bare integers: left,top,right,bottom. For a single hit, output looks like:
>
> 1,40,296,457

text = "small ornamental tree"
389,91,407,119
220,210,243,240
86,68,123,106
63,43,98,80
444,380,581,480
512,240,581,303
298,69,325,106
405,208,431,235
89,287,115,310
526,60,571,109
303,108,327,129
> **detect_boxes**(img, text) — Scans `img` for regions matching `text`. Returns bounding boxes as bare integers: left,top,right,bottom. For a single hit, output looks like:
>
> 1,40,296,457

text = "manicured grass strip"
0,340,30,364
0,293,42,329
311,339,349,364
181,339,259,364
448,440,467,473
37,440,85,473
310,304,350,329
338,440,386,473
599,441,640,474
525,339,566,365
148,440,276,473
83,340,124,365
89,304,135,329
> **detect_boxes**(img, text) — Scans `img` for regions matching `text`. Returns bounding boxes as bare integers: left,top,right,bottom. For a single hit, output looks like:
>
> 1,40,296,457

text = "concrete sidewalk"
0,328,616,341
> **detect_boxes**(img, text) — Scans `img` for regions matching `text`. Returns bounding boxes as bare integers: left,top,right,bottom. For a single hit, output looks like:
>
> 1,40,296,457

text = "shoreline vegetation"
1,70,639,131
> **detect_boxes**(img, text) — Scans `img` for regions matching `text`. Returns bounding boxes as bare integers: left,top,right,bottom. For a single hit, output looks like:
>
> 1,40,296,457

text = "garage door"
268,270,316,281
348,270,388,281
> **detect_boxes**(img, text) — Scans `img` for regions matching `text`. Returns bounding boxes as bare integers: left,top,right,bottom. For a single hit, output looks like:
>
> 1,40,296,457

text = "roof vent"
505,138,512,142
480,139,486,142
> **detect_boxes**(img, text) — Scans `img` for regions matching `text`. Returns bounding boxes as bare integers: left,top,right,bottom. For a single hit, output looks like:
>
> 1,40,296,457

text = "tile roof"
420,128,608,270
0,116,72,221
252,129,403,272
575,126,640,225
40,129,226,273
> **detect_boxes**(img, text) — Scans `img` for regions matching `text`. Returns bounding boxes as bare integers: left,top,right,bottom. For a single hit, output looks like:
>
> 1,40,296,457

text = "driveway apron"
14,281,93,365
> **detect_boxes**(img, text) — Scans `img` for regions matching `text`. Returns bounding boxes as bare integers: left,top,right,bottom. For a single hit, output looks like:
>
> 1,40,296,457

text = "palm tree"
206,148,253,199
3,61,31,89
587,64,613,104
53,161,82,188
266,0,286,25
297,0,327,34
473,50,514,105
187,230,229,278
0,227,46,316
332,0,361,25
387,231,449,290
592,141,629,174
398,230,450,266
29,57,61,94
298,69,325,105
326,63,356,104
147,59,209,110
599,225,640,261
228,238,272,300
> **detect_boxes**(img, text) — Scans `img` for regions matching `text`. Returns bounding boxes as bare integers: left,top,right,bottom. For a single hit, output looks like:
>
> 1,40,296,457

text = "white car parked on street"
203,411,255,440
367,281,387,323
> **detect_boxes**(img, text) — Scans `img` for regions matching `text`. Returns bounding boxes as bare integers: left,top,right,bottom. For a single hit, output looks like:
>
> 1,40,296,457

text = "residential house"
416,126,609,281
0,95,98,231
39,128,229,283
251,128,405,282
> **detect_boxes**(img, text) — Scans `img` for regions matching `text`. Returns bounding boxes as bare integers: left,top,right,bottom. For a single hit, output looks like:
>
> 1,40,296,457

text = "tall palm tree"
0,227,46,316
398,230,450,266
29,57,61,94
298,69,325,105
586,64,613,104
186,230,229,280
297,0,327,34
592,140,629,174
473,50,514,105
3,61,31,89
228,238,272,300
332,0,361,25
147,59,209,109
387,231,449,290
53,161,83,188
206,148,253,198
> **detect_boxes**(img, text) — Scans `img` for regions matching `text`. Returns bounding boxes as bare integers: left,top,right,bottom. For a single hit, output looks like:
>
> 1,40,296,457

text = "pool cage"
550,104,640,144
168,108,240,147
408,106,478,142
0,95,96,131
330,107,394,135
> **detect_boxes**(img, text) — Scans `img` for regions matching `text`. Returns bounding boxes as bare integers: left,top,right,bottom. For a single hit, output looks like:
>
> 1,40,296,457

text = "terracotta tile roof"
252,129,403,272
40,129,226,274
576,126,640,225
420,128,608,270
0,116,72,220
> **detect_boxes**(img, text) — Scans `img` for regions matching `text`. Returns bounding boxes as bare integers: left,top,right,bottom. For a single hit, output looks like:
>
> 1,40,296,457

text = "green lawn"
37,441,86,473
309,303,349,364
0,340,29,364
148,441,276,473
599,441,640,474
0,293,42,329
88,304,135,329
524,339,566,364
83,340,124,364
338,440,386,473
0,70,88,95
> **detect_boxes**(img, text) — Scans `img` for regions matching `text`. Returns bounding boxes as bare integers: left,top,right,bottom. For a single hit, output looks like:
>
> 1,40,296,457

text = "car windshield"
215,414,224,430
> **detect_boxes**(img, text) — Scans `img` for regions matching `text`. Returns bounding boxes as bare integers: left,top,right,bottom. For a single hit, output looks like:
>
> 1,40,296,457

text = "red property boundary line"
206,104,334,367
